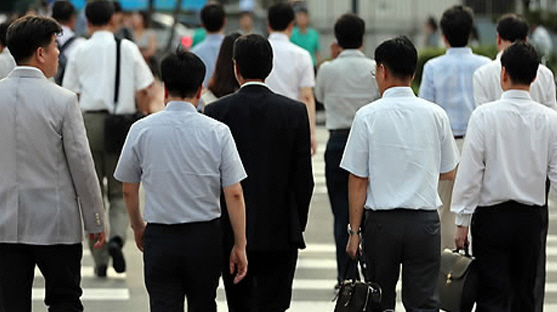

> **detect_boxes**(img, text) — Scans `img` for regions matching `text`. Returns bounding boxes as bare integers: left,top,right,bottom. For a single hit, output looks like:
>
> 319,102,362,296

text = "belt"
84,109,109,114
454,135,464,139
329,129,350,135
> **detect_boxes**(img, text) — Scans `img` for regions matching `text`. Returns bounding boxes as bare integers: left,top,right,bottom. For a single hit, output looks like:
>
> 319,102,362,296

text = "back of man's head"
201,3,225,32
501,42,539,86
440,5,474,47
161,50,206,99
86,0,114,27
52,1,75,24
374,36,417,79
233,34,273,80
0,22,10,48
334,14,365,49
497,14,529,43
268,2,294,32
7,15,62,64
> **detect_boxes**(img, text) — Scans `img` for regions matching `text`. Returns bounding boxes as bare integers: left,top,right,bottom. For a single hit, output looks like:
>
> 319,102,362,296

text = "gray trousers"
83,112,128,267
362,209,440,312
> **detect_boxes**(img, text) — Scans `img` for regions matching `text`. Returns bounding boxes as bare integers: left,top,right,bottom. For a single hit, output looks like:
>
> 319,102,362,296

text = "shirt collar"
269,33,290,41
500,89,533,101
338,49,366,58
91,30,115,40
382,86,416,98
446,47,473,55
165,101,198,112
8,66,46,79
61,25,75,38
496,51,503,60
205,33,224,41
241,81,268,88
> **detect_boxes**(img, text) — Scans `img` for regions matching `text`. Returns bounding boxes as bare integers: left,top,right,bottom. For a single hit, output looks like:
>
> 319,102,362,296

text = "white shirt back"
452,90,557,226
58,25,86,61
340,87,459,210
266,33,315,100
473,52,557,109
63,31,154,114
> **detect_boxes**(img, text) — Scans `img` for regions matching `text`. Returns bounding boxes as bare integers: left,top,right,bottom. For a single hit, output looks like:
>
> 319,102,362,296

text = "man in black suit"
205,34,314,312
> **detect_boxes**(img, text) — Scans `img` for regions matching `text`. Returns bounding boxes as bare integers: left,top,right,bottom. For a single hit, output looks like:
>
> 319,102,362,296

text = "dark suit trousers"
325,130,357,283
472,201,544,312
0,243,83,312
143,220,222,312
222,249,298,312
362,209,440,312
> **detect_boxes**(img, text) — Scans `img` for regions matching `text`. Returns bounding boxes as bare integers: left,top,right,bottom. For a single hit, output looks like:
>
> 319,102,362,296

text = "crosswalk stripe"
32,288,129,300
34,267,126,280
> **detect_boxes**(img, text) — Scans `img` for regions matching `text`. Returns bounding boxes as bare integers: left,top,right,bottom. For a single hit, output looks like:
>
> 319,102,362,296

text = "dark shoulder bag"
333,257,382,312
104,36,144,154
54,36,78,85
437,247,478,312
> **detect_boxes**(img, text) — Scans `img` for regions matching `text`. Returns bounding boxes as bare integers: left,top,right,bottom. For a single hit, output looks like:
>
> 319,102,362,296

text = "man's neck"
206,30,224,35
270,30,291,37
503,85,530,92
240,79,265,85
89,25,112,34
165,97,198,106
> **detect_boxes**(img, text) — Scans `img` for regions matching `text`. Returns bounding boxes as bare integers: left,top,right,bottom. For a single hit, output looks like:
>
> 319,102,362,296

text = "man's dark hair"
501,42,539,85
112,1,123,13
85,0,114,27
200,3,225,32
161,50,206,98
52,1,75,24
233,34,273,80
0,22,10,47
374,36,417,79
268,2,294,31
440,5,474,47
334,14,365,49
497,14,529,43
6,15,62,64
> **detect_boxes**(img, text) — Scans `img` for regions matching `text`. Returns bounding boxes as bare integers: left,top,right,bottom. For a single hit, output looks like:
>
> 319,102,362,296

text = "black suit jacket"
205,84,314,251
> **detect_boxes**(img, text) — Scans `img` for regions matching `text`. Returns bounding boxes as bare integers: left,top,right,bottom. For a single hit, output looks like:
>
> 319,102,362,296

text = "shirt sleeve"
418,61,435,102
340,113,369,178
473,68,490,105
62,49,80,94
298,50,315,88
439,110,459,173
543,69,557,110
220,126,247,187
451,111,485,226
130,41,154,92
314,63,328,103
114,125,142,183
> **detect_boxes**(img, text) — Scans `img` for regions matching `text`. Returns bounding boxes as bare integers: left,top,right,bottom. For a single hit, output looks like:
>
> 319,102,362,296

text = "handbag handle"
453,243,471,257
342,254,366,282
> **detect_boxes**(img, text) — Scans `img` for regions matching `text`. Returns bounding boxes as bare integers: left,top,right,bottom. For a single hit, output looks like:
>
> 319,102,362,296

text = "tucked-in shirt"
0,48,16,80
290,27,320,66
58,25,86,61
63,30,154,114
191,33,224,87
266,32,315,100
315,49,380,129
340,87,459,210
114,101,247,224
473,52,557,109
451,90,557,226
419,47,491,136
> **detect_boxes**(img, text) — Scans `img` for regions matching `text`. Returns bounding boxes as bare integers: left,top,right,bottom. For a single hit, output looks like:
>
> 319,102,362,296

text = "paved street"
30,125,557,311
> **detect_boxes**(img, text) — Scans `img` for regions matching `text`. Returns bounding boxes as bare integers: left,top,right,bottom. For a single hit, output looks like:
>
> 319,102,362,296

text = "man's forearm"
348,174,368,231
299,87,316,134
223,184,247,247
122,183,143,230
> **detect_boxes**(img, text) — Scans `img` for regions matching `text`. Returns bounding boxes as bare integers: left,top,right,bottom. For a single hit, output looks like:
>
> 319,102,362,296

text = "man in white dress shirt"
0,22,16,79
453,42,557,312
63,0,154,277
265,2,316,154
52,0,86,85
473,14,556,108
344,36,459,312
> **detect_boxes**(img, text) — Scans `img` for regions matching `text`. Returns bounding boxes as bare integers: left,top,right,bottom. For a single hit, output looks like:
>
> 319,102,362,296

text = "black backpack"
54,36,78,85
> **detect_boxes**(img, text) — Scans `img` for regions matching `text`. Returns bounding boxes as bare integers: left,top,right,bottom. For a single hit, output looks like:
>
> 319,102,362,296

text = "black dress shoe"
108,237,126,273
95,265,107,278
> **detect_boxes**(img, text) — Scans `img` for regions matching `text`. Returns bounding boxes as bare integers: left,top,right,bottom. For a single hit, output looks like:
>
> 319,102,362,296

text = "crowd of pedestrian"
0,1,556,312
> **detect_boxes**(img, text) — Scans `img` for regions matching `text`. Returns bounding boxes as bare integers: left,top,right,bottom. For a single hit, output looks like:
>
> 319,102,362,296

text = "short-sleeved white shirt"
265,33,315,100
340,87,459,211
63,31,154,114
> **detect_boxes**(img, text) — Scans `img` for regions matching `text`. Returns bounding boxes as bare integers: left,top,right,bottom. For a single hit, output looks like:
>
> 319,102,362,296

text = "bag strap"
59,36,77,54
113,36,122,112
342,254,366,281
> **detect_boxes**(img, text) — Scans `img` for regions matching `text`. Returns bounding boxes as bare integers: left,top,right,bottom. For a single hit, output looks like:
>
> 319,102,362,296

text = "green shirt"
290,27,320,66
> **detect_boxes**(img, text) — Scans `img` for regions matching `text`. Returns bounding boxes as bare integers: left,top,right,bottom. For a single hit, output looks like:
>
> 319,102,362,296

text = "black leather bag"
438,248,478,312
334,258,382,312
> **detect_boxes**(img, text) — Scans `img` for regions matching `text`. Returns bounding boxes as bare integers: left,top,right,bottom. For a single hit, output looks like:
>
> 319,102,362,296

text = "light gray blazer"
0,67,105,245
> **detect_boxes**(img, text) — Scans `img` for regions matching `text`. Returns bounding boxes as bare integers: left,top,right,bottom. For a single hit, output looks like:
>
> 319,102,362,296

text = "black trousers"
325,130,357,283
472,201,544,312
222,249,298,312
362,209,440,312
143,220,222,312
0,243,83,312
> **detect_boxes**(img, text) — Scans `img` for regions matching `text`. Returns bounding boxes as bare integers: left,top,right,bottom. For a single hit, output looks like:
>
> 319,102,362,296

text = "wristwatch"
347,224,361,235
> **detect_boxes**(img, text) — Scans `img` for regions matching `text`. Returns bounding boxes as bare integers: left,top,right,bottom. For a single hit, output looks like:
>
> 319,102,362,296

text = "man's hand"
346,234,361,260
133,222,147,252
454,225,469,250
229,244,248,284
310,133,317,156
89,232,106,249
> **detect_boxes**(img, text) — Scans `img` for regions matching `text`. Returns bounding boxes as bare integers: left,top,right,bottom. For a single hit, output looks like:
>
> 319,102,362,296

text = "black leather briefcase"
334,258,381,312
438,248,478,312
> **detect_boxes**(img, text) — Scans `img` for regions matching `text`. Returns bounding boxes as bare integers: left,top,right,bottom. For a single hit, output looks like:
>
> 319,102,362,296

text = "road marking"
32,288,129,300
35,267,126,279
